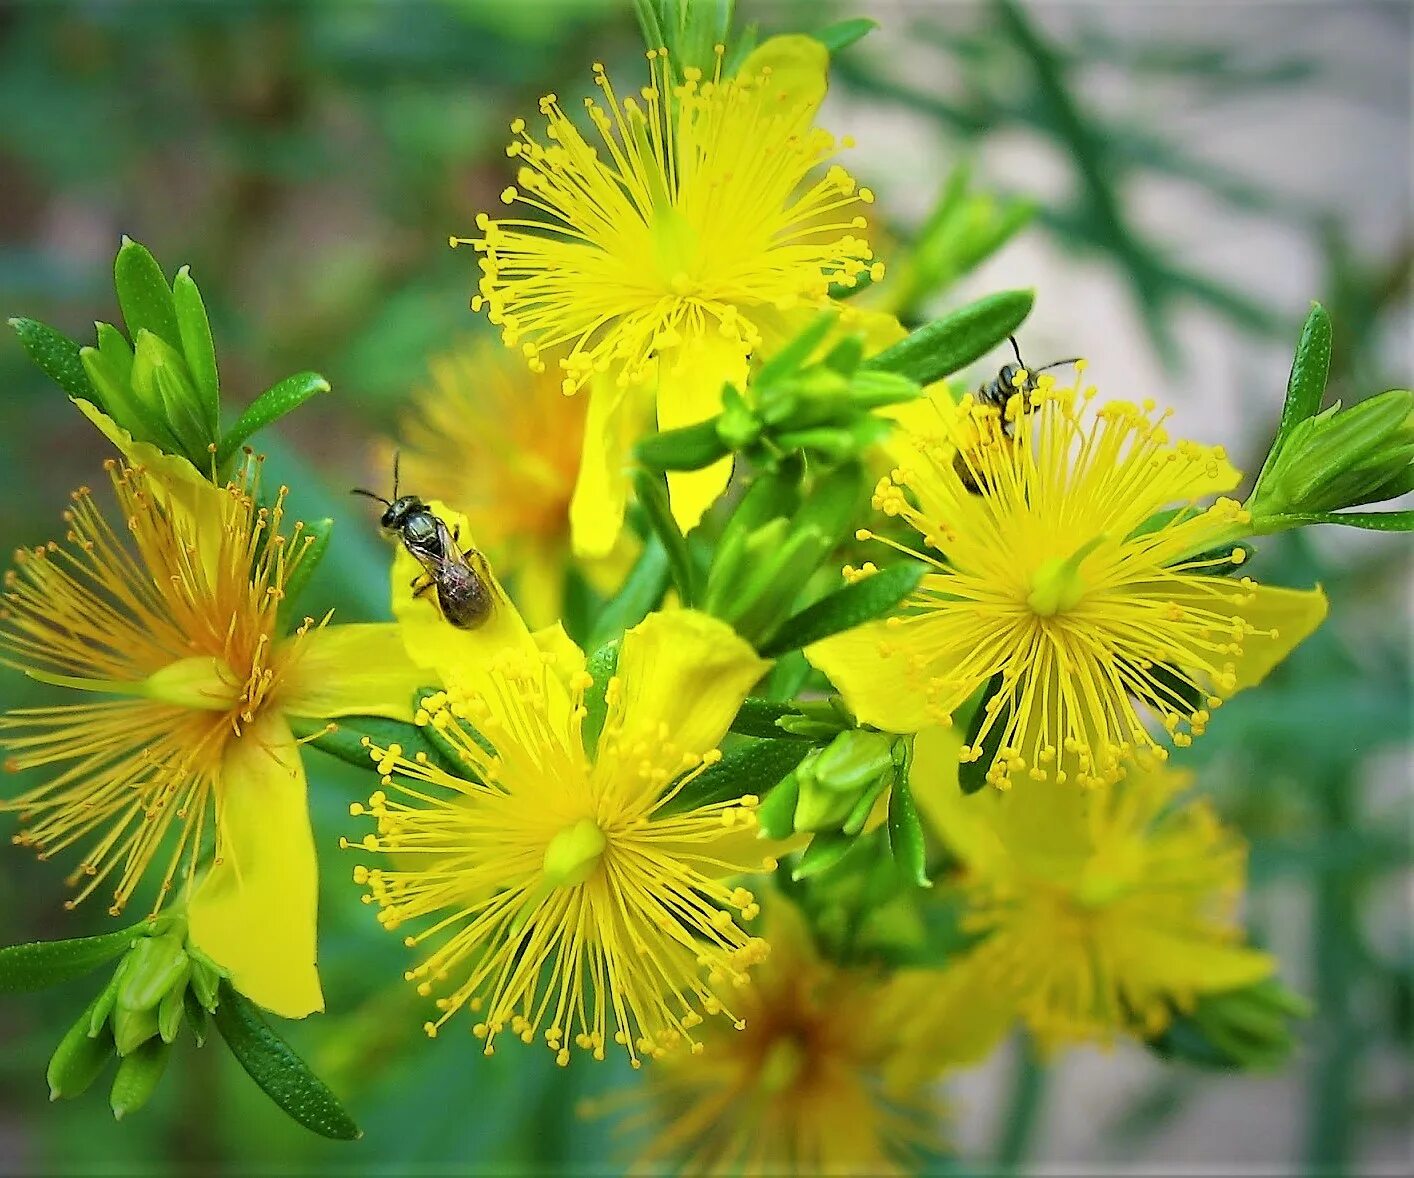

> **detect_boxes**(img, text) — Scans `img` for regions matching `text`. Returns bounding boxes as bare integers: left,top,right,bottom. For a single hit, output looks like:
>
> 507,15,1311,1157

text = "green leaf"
958,674,1006,795
729,697,806,739
755,771,801,839
217,372,331,465
172,267,220,437
813,17,877,53
1259,509,1414,533
211,981,362,1141
0,924,157,994
1279,303,1333,444
631,468,698,607
48,1008,115,1101
659,737,811,818
635,418,730,470
887,757,931,888
9,317,95,401
580,640,621,758
759,562,925,658
755,310,839,388
277,518,334,632
865,289,1035,385
114,237,181,352
791,830,854,880
588,537,671,649
288,713,461,778
109,1038,172,1121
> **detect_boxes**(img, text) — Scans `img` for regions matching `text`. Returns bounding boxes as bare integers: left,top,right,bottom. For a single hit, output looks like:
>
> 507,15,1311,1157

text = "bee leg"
410,573,435,599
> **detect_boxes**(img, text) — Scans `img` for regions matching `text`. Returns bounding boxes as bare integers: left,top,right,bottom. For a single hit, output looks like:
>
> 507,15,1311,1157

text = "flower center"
1026,534,1107,617
758,1034,807,1095
542,817,607,888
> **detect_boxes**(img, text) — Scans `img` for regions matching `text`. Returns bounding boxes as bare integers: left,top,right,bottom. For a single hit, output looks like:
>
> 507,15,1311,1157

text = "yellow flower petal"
738,34,830,116
659,332,745,534
188,713,323,1019
570,376,648,559
280,623,427,722
609,609,769,762
1114,927,1274,996
1226,583,1328,691
531,620,587,691
805,619,940,733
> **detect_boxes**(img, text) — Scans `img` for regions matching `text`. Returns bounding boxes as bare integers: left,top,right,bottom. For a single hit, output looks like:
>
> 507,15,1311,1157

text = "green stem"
994,1034,1047,1174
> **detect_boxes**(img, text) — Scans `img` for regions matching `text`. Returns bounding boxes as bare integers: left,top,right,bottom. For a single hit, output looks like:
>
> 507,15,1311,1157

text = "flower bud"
110,1039,172,1120
47,1010,115,1102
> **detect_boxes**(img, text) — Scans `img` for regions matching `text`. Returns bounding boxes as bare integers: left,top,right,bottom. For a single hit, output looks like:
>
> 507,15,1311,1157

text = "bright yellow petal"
188,713,323,1019
659,332,744,534
532,620,587,692
739,34,829,116
609,609,769,762
280,623,427,722
1115,926,1274,996
511,540,566,632
570,376,645,560
1227,583,1329,691
889,958,1017,1080
805,619,937,733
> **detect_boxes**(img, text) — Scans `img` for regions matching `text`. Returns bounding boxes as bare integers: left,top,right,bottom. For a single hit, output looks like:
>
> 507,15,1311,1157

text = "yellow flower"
612,896,953,1175
348,506,774,1065
386,334,625,629
0,415,425,1019
459,35,881,551
912,727,1273,1050
809,375,1328,788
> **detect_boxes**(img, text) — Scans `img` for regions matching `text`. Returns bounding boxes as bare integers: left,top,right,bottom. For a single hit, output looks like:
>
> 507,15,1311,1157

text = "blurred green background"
0,1,1408,1173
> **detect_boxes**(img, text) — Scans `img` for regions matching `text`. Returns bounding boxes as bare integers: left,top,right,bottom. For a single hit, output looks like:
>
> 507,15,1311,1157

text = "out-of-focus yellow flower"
459,35,881,552
387,335,623,629
809,375,1328,788
913,728,1273,1050
0,421,425,1019
348,505,775,1066
612,896,955,1175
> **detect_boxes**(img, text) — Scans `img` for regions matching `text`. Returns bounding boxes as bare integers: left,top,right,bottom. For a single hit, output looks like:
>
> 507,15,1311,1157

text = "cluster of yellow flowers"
2,17,1379,1174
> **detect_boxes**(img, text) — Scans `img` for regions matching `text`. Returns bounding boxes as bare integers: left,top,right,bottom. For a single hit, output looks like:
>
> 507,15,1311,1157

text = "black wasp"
352,455,493,629
954,336,1080,494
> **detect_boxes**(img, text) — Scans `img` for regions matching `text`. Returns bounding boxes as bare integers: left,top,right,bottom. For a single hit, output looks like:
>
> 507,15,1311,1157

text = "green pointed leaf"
1258,509,1414,533
760,562,925,658
172,266,220,437
217,372,331,465
48,1008,116,1101
631,467,698,607
109,1038,172,1121
755,310,839,387
791,830,854,880
1279,302,1332,442
9,317,95,401
0,923,159,994
580,640,621,758
729,697,807,739
865,289,1034,386
813,17,877,53
288,713,461,778
755,771,801,839
635,418,730,470
887,761,931,888
588,537,671,650
114,237,181,352
211,981,362,1141
659,737,811,819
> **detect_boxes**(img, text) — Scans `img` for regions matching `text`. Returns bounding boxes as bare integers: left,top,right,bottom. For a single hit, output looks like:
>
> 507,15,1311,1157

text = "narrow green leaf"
580,640,621,758
277,518,334,632
635,417,730,470
865,289,1034,385
631,467,698,607
755,310,839,387
791,830,854,880
588,537,671,649
114,237,181,351
813,17,877,53
110,1038,171,1120
211,981,362,1141
1279,302,1333,442
48,1009,115,1101
958,674,1006,795
9,317,95,401
760,562,925,658
887,766,931,888
729,697,806,739
172,267,220,437
217,372,331,464
755,771,801,839
288,713,461,778
0,924,157,994
1258,509,1414,533
659,737,811,818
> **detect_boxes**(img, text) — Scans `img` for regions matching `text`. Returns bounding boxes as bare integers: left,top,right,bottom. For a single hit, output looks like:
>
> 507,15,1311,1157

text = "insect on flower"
353,454,492,630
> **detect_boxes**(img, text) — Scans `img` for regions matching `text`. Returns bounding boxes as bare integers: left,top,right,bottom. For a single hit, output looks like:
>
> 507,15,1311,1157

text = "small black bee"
954,336,1080,494
352,455,493,630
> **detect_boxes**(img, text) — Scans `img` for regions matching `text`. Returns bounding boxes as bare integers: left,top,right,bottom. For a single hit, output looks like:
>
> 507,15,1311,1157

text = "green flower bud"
810,730,896,794
132,329,210,461
1150,978,1310,1072
111,1001,161,1057
110,1039,172,1121
117,933,190,1015
793,732,896,833
48,1008,115,1102
1250,389,1414,526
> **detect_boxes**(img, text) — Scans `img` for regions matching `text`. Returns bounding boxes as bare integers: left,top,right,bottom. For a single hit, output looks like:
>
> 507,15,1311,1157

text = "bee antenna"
1036,358,1082,373
350,488,390,505
1008,335,1025,367
392,450,401,500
